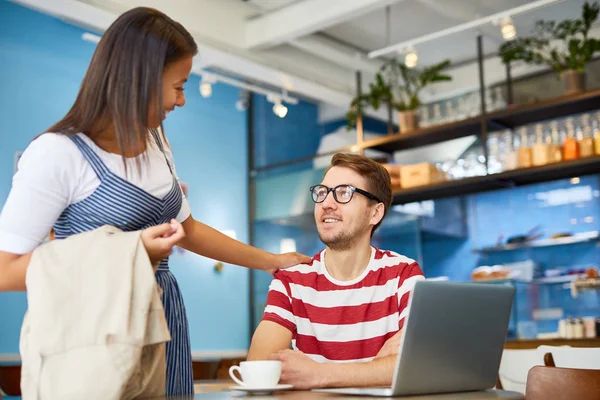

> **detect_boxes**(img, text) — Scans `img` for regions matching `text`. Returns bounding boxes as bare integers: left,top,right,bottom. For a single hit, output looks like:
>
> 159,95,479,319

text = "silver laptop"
313,280,515,397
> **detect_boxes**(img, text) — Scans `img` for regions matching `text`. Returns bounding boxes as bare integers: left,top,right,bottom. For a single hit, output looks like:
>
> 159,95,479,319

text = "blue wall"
253,93,321,175
0,0,249,354
424,176,600,279
422,176,600,335
252,95,389,178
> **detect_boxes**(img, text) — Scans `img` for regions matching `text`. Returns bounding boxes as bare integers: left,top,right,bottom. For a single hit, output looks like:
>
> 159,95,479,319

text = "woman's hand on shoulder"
265,252,312,274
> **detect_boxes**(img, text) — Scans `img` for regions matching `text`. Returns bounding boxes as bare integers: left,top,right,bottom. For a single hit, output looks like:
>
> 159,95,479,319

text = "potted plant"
498,1,600,95
346,59,452,133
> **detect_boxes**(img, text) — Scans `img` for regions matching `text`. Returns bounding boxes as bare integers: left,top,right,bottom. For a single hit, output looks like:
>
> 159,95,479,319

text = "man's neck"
324,239,373,282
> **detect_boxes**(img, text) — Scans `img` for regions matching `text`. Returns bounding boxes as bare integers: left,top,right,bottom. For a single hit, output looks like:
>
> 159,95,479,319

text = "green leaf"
498,1,600,73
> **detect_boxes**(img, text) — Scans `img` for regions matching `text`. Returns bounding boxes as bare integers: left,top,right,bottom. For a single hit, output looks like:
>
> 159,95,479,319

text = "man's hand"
375,330,403,359
268,349,324,389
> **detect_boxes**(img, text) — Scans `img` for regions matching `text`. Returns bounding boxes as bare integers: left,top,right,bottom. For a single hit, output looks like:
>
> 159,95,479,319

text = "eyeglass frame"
309,184,383,205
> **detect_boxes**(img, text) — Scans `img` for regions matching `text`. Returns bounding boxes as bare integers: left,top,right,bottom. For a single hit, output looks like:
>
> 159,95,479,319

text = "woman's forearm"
180,217,274,271
0,251,32,292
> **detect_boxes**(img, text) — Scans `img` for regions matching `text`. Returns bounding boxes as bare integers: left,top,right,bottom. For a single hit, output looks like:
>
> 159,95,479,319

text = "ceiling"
13,0,597,116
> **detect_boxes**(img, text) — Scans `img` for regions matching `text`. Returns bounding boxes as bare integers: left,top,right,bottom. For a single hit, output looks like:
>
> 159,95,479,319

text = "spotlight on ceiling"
500,16,517,40
404,48,418,68
273,101,288,118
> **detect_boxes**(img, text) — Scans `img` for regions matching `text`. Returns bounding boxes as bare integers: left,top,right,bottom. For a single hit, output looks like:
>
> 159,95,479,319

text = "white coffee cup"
228,360,282,388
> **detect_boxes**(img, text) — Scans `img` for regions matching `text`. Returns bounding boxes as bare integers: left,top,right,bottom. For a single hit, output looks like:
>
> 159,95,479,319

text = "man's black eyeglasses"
309,184,382,204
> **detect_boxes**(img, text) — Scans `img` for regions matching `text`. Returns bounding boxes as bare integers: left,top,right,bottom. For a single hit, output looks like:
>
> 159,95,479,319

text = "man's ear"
370,203,385,226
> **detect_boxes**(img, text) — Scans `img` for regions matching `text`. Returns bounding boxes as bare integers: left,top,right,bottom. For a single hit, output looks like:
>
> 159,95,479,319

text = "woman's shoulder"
27,132,81,153
19,132,87,173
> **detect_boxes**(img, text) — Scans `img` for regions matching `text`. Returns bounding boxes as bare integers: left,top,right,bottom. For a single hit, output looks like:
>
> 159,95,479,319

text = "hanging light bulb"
405,48,418,68
500,16,516,40
199,80,212,98
273,101,288,118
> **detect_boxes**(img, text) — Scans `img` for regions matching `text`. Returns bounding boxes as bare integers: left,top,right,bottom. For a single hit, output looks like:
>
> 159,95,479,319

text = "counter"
504,337,600,349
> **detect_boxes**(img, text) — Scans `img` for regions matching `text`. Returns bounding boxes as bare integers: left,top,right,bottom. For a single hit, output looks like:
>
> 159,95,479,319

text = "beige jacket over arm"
19,225,171,400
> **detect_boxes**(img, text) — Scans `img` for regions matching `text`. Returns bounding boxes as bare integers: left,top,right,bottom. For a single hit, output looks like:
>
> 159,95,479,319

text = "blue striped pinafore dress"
52,131,194,395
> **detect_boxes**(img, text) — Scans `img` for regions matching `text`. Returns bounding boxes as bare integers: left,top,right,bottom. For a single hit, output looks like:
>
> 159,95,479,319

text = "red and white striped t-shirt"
262,247,425,363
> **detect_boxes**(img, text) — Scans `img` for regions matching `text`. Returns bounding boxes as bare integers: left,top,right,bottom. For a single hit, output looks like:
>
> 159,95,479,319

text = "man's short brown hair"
325,153,392,235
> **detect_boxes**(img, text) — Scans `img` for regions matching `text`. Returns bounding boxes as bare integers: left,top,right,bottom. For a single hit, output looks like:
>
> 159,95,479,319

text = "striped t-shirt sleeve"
262,274,296,333
397,262,425,330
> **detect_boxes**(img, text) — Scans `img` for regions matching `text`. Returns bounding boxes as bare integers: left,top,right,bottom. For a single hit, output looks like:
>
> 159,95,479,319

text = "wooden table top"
142,381,525,399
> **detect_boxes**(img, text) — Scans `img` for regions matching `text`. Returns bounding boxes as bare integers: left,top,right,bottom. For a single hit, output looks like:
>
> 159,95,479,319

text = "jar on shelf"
517,126,532,168
532,123,551,166
579,114,594,157
563,118,579,160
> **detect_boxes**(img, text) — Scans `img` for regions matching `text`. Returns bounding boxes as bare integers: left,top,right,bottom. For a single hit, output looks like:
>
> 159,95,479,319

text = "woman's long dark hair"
47,7,197,168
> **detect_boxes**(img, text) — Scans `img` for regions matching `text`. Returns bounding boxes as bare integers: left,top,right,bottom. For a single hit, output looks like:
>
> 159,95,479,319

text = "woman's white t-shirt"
0,132,191,255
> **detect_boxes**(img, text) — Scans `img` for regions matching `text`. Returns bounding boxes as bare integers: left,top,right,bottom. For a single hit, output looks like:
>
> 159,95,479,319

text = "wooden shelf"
357,88,600,155
392,156,600,205
474,275,587,286
253,90,600,175
488,87,600,129
474,231,600,253
361,115,483,154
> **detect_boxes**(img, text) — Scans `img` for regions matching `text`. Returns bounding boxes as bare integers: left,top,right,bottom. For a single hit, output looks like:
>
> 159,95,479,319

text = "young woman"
0,7,310,395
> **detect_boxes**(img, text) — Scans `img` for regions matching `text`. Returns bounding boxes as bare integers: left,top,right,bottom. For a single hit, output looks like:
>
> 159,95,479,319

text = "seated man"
248,153,425,389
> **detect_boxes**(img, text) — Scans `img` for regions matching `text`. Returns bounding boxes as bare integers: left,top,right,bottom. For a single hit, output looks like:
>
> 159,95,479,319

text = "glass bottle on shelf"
497,131,508,170
457,96,467,121
503,130,518,171
420,106,431,128
593,115,600,155
445,100,456,123
517,126,532,168
493,86,507,111
532,123,550,166
449,158,466,180
544,123,555,163
549,121,563,163
468,92,480,118
579,114,594,157
485,87,495,112
432,103,442,126
487,133,503,174
563,118,579,160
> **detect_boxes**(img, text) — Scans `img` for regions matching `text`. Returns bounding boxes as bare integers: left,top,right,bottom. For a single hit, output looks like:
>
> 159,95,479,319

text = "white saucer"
230,384,294,394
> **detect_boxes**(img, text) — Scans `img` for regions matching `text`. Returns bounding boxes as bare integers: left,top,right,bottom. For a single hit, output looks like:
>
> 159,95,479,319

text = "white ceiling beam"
79,0,251,49
244,0,405,49
415,0,502,42
11,0,116,30
289,35,383,74
11,0,355,107
244,0,298,12
368,0,565,59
